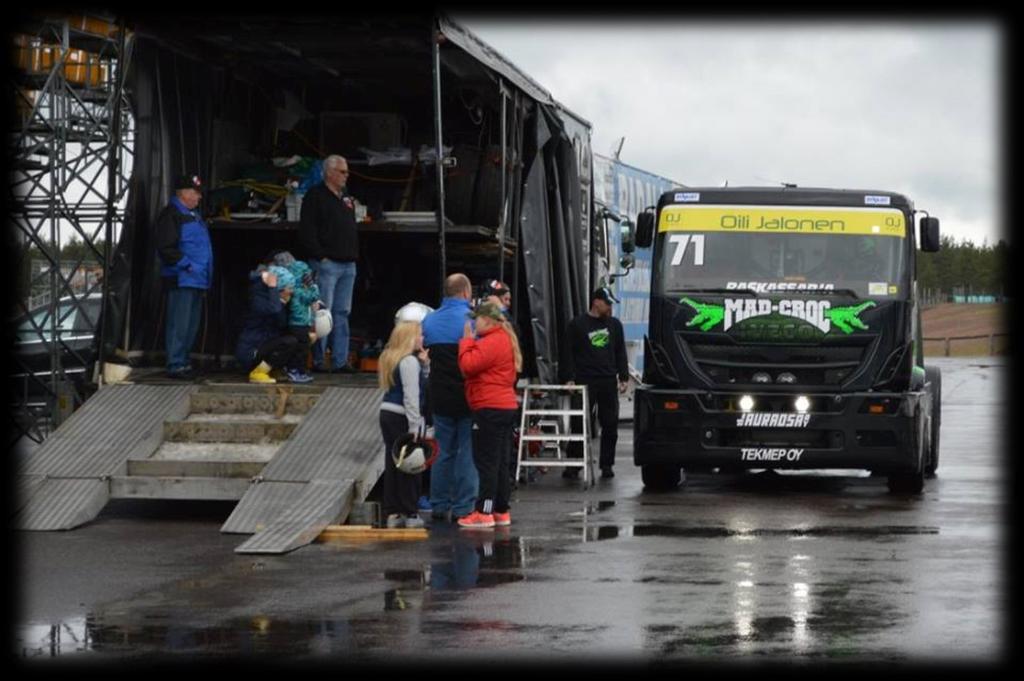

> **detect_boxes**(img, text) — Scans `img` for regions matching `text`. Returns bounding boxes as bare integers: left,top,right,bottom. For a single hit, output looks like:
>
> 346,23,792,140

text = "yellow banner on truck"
658,205,906,237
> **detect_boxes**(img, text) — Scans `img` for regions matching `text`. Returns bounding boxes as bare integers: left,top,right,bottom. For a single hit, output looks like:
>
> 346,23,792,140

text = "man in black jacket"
298,155,359,373
560,287,629,479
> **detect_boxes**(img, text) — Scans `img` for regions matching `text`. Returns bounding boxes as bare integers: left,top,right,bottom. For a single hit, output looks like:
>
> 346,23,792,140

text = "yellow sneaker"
248,366,276,384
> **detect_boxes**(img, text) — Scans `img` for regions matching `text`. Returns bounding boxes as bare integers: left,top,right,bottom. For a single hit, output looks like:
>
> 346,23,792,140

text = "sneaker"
430,509,452,524
457,510,495,529
166,368,196,380
404,515,425,529
335,364,359,374
601,467,615,479
385,514,405,528
417,495,432,512
492,511,511,526
248,367,276,384
561,467,580,480
287,368,313,384
311,364,331,374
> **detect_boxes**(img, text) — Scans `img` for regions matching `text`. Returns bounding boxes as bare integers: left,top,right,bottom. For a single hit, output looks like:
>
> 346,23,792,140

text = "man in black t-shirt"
560,287,629,479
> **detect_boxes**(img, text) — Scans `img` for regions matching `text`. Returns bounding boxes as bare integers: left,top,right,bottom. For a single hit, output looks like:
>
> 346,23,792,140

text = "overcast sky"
455,18,1003,246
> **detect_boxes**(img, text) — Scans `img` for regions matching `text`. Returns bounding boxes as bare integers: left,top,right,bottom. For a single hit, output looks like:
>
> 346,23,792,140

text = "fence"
922,333,1010,357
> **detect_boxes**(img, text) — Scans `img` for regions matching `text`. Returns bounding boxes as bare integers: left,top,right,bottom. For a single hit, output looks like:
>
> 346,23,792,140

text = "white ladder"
515,383,593,487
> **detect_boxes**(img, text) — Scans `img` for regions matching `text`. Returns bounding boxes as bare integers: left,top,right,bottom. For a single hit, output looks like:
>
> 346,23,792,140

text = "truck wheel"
642,464,681,491
924,365,941,477
887,410,926,494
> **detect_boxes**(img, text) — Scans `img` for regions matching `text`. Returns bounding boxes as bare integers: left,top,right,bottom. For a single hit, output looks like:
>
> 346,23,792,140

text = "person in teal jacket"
270,251,321,384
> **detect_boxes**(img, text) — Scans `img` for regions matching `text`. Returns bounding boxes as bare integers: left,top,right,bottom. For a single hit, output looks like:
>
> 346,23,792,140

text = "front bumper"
633,386,927,474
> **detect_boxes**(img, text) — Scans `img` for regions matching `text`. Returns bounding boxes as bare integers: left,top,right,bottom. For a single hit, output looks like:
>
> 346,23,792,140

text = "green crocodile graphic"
824,300,876,334
589,329,611,348
681,297,725,331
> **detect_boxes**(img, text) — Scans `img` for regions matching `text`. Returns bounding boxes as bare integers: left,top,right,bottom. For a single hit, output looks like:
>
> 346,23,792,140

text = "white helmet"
313,308,333,340
392,434,439,475
394,301,434,324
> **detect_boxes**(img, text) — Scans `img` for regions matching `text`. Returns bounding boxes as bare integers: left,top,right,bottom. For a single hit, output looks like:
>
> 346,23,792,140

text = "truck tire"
924,365,941,477
887,410,926,494
642,464,681,491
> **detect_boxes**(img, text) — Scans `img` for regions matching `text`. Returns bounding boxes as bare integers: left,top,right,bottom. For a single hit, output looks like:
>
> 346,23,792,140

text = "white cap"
394,302,434,324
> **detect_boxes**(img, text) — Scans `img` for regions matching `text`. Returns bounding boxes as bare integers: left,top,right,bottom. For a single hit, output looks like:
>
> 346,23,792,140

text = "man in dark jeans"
560,287,629,479
298,154,359,373
156,173,213,380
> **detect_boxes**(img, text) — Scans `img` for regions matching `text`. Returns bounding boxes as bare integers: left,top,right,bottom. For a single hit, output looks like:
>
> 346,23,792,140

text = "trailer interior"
108,13,595,382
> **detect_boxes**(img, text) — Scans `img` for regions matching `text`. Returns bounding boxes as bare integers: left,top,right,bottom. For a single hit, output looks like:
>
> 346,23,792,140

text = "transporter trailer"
629,187,942,494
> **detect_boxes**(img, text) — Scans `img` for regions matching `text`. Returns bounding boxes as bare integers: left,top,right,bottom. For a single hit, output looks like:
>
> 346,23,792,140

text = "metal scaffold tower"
9,14,134,445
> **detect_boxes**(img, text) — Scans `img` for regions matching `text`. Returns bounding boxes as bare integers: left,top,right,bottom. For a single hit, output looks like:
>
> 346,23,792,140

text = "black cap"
484,279,510,297
174,174,203,192
591,286,619,305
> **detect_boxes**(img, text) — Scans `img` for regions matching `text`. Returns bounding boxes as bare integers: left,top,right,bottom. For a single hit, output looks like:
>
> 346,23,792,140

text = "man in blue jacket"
422,273,479,523
156,174,213,379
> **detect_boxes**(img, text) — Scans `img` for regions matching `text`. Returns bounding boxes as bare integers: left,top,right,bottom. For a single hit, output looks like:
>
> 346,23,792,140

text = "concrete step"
126,442,278,479
109,475,251,501
188,390,321,416
163,418,298,444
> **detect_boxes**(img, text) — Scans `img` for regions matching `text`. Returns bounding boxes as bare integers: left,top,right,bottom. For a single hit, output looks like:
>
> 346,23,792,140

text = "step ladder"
516,383,593,487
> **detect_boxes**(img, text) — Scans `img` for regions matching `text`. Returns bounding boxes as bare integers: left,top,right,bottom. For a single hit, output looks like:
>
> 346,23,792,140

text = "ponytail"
500,320,523,373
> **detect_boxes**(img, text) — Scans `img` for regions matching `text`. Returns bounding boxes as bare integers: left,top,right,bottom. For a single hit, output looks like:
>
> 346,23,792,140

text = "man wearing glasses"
299,155,360,374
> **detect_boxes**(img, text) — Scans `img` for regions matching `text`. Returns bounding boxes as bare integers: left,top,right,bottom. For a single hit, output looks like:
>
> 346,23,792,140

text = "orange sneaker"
492,511,511,526
457,510,495,529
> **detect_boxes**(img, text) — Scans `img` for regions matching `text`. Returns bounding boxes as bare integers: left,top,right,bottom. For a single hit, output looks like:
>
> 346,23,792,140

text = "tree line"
917,235,1008,299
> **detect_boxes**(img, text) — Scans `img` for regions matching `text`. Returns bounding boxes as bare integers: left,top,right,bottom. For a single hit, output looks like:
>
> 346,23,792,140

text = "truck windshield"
655,204,907,299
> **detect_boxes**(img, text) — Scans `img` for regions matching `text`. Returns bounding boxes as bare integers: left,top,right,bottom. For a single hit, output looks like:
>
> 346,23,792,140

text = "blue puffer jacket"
156,196,213,289
422,297,474,417
235,270,288,369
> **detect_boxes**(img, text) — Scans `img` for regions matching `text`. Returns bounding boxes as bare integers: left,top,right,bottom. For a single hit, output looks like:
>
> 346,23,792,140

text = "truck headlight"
777,372,797,384
752,372,772,384
794,395,810,413
739,395,755,412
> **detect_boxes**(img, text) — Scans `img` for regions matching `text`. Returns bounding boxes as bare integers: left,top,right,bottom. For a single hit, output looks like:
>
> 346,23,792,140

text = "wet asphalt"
13,358,1009,663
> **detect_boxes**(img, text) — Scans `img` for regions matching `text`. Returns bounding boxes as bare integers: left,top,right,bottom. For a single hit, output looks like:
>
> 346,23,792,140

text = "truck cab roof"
658,186,915,212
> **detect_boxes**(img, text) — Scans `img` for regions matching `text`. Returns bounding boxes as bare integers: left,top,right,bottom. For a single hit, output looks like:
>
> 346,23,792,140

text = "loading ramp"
14,377,385,555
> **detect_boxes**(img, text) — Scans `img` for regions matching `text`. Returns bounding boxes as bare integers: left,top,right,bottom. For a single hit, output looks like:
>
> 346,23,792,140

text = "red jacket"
458,326,518,411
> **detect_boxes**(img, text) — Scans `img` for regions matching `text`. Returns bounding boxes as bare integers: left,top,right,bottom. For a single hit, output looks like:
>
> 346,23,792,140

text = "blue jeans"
430,415,478,517
311,259,356,369
165,286,203,372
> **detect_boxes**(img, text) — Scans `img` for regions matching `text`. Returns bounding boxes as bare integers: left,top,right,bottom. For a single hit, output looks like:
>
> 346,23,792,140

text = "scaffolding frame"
9,14,134,444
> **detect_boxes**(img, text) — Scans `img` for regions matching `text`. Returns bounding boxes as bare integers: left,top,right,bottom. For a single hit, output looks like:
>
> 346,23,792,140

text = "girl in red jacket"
456,302,522,529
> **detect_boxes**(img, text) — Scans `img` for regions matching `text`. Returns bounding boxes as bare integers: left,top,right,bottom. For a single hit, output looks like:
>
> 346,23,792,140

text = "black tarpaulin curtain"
518,105,586,383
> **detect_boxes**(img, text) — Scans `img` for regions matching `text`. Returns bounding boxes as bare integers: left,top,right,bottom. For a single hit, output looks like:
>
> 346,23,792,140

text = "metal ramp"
14,384,193,530
221,386,383,554
15,381,386,555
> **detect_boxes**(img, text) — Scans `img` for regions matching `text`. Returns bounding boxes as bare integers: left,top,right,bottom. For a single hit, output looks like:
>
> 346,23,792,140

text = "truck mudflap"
633,387,930,474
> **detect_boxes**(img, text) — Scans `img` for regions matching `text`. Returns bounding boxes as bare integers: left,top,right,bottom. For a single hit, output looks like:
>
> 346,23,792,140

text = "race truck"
629,187,942,494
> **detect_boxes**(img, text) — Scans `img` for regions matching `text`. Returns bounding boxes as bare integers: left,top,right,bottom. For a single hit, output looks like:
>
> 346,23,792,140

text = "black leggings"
472,408,518,515
254,334,307,372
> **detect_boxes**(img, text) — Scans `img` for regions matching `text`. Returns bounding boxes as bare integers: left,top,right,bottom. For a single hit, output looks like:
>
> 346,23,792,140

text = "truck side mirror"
919,216,940,252
636,210,655,248
620,219,636,254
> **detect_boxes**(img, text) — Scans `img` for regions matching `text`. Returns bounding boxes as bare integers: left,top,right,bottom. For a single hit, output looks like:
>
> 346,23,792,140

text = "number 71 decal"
668,234,705,266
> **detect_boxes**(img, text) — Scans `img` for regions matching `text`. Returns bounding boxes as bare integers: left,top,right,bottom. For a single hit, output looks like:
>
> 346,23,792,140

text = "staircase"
109,384,323,501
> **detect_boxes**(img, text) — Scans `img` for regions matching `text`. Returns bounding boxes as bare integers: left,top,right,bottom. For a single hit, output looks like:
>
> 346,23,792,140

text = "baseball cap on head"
174,174,203,192
469,301,505,321
484,279,510,297
591,286,619,305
